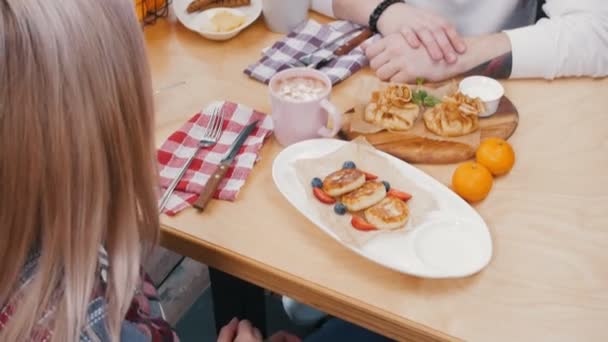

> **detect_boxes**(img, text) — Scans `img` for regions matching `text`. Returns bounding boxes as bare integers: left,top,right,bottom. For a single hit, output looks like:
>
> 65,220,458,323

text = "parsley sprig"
411,78,441,107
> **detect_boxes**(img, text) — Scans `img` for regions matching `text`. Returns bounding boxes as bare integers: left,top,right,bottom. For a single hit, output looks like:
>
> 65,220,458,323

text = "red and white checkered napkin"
157,101,273,216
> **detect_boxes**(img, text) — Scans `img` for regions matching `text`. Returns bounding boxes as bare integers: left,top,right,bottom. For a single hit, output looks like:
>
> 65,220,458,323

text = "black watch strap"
369,0,404,33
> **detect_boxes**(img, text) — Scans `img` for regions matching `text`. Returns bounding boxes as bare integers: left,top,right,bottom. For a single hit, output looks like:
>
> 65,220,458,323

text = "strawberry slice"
351,216,377,231
361,171,378,180
387,189,412,202
313,187,336,204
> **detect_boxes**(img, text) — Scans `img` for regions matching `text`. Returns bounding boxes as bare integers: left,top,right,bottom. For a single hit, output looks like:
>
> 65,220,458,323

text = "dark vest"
536,0,547,21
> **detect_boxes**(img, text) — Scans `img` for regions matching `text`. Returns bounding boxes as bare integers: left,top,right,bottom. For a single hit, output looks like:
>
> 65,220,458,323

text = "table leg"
209,267,267,337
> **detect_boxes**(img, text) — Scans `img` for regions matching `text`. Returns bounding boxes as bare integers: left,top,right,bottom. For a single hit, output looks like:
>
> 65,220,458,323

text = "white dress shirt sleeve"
311,0,335,18
504,0,608,79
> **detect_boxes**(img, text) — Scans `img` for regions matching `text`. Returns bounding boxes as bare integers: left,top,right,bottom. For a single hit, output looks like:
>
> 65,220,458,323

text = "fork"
158,106,224,213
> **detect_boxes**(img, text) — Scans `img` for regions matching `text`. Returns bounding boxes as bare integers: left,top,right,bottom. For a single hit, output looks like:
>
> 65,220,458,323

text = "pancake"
423,92,482,137
385,84,413,107
364,84,419,131
365,102,419,131
322,169,366,197
341,181,386,212
364,196,409,230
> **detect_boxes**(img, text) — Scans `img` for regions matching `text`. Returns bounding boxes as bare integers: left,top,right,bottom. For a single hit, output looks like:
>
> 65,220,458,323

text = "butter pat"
210,11,246,32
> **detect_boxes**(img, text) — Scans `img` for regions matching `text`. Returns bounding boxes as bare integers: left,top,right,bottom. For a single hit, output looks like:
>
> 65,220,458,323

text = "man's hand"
217,318,261,342
365,32,513,83
376,3,466,64
365,33,456,82
217,318,301,342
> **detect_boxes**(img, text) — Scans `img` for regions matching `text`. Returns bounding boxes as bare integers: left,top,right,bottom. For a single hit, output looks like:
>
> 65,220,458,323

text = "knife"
297,27,364,66
193,120,259,211
308,28,374,70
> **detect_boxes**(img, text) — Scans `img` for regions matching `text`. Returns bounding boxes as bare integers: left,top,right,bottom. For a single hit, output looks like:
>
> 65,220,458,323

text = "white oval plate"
272,139,493,279
172,0,262,41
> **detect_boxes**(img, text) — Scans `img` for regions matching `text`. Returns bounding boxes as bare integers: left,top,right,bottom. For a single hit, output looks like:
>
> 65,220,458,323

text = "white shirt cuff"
503,20,558,79
311,0,334,18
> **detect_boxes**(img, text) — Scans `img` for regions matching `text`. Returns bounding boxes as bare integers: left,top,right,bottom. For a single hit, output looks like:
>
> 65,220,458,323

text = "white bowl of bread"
172,0,262,41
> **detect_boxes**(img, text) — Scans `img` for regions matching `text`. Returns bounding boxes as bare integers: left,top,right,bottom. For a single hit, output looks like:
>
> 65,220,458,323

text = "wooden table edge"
160,224,461,342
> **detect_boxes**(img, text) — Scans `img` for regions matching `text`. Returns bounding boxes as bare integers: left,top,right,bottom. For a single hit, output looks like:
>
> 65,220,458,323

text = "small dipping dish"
459,76,504,117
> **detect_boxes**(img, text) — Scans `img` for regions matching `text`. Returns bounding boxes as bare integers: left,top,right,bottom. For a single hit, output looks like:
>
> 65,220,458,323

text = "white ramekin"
459,76,505,117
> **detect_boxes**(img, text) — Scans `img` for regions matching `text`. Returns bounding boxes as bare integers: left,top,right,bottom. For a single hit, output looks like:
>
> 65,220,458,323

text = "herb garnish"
412,78,441,107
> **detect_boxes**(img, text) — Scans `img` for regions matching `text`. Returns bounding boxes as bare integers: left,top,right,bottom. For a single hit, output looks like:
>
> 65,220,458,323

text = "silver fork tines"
202,106,224,146
158,106,224,213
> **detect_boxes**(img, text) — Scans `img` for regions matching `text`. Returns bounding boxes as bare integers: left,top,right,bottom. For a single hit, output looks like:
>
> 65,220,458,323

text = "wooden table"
145,13,608,342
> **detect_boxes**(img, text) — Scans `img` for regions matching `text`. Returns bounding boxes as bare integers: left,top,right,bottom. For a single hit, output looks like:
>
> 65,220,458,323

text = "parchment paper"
347,78,481,148
295,138,438,247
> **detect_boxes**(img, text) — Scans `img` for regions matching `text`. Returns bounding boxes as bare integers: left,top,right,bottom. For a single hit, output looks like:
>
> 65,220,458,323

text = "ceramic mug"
262,0,310,33
269,68,341,146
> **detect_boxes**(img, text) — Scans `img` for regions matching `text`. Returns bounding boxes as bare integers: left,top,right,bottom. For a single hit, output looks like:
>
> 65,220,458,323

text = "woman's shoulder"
82,264,179,342
2,248,179,342
81,273,179,342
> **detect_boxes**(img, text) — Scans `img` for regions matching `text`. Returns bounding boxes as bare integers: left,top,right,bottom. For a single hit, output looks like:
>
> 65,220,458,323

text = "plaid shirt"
0,248,179,342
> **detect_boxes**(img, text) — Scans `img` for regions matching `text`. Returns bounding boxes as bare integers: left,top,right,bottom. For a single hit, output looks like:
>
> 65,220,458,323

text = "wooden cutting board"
339,96,519,164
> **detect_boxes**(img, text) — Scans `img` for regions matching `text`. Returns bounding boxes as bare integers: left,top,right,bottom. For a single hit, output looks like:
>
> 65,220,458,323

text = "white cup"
262,0,310,33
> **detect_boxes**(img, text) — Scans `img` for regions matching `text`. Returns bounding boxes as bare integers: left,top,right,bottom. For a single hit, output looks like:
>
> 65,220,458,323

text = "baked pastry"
364,84,419,131
322,169,366,197
364,196,409,230
423,92,484,137
187,0,251,13
187,0,216,13
341,181,386,212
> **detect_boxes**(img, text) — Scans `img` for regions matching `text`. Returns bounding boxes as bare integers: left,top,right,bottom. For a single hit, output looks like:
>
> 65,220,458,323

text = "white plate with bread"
272,139,493,279
173,0,262,40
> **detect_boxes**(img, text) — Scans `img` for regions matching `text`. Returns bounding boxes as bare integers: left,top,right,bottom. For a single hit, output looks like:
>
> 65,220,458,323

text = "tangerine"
476,138,515,176
452,162,494,203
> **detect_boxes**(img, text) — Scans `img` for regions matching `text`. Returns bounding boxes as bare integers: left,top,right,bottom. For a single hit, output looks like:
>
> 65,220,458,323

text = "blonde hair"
0,0,159,341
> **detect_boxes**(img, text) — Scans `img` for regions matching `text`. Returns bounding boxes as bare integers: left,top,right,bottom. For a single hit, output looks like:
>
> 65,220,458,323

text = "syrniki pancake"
364,196,409,230
341,181,386,212
322,169,366,197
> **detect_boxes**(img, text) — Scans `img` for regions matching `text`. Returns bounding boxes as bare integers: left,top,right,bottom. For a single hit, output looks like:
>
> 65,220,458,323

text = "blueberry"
382,181,391,191
311,177,323,188
334,203,347,215
343,161,357,169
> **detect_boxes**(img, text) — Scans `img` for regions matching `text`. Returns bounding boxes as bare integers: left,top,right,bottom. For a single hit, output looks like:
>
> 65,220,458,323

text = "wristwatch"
369,0,404,33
